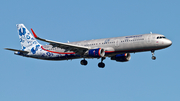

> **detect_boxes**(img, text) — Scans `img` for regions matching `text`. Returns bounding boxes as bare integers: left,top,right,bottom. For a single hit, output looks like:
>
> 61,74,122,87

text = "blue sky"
0,0,179,101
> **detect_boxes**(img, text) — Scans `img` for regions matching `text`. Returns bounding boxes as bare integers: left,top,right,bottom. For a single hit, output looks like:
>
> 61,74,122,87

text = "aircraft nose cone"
165,39,172,47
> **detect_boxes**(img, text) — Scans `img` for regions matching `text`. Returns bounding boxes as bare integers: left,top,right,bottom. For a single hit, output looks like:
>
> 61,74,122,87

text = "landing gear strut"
151,50,156,60
80,59,88,66
98,57,106,68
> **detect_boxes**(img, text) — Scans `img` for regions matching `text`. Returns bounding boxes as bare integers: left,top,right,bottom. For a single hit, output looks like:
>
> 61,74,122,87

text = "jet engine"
85,48,105,57
111,53,131,62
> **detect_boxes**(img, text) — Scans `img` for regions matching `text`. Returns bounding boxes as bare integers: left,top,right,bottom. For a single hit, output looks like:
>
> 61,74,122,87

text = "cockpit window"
163,36,166,38
157,36,166,39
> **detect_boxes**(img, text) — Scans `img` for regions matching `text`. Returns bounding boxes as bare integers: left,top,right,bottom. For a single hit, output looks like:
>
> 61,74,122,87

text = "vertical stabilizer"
16,24,41,51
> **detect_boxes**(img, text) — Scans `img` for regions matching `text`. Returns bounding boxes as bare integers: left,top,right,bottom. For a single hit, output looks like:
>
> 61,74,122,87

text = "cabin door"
147,34,152,43
115,40,119,46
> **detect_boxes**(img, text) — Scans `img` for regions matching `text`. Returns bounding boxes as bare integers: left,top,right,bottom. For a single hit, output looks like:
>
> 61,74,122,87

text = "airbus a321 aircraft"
5,24,172,68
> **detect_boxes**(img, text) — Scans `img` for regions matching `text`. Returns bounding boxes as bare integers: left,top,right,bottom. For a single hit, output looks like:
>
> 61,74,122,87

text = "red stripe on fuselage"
41,46,75,54
105,47,164,54
41,46,163,56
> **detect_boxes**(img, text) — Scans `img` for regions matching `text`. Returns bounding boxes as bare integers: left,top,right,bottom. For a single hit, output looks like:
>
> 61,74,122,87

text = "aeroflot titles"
126,35,142,38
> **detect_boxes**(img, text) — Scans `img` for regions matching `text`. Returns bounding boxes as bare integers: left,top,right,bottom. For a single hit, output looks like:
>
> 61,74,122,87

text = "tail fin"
17,24,41,51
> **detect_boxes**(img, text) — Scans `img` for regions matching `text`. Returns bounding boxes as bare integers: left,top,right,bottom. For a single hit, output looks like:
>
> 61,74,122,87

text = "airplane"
5,24,172,68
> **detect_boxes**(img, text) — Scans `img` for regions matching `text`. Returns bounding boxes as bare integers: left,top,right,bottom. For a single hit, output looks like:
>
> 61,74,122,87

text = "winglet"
31,28,38,38
30,29,47,42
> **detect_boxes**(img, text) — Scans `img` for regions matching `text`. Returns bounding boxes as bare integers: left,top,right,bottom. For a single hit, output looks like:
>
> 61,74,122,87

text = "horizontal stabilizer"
4,48,29,53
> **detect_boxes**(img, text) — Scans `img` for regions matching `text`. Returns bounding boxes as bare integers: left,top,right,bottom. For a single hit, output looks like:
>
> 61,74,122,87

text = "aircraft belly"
26,53,81,60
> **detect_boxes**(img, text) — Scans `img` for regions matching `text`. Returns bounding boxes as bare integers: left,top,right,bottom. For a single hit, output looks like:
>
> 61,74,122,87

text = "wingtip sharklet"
31,28,38,38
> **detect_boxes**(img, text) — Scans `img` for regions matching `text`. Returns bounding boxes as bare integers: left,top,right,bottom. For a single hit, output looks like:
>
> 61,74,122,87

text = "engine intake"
85,48,105,57
111,53,131,62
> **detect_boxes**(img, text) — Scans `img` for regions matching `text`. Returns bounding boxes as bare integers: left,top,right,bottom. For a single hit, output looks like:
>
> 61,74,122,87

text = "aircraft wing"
31,29,90,54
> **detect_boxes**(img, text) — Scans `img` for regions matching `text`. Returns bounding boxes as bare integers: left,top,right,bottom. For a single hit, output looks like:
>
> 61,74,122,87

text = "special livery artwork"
16,24,78,59
5,24,172,68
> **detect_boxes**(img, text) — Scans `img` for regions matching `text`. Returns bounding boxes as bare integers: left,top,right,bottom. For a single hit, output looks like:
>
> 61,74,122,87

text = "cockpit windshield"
157,36,166,39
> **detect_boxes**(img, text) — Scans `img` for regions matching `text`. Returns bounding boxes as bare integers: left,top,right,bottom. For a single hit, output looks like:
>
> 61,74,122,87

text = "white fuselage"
39,33,171,59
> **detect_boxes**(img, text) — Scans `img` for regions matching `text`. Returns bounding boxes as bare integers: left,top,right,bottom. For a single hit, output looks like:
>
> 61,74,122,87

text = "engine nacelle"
111,53,131,62
85,48,105,57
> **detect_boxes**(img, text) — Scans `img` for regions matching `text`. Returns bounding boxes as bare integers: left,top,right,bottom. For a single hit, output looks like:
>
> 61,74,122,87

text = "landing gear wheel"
151,50,156,60
98,57,106,68
98,62,105,68
152,56,156,60
80,60,88,65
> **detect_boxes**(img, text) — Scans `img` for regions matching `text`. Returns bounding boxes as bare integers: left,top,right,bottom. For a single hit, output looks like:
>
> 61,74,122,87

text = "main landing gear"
80,59,88,66
80,57,106,68
98,57,106,68
151,50,156,60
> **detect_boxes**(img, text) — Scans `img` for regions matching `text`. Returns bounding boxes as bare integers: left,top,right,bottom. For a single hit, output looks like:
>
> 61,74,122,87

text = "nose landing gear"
151,50,156,60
